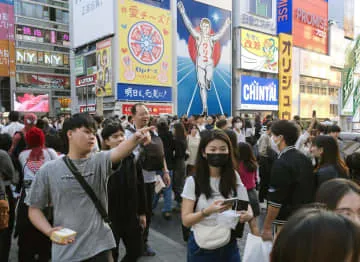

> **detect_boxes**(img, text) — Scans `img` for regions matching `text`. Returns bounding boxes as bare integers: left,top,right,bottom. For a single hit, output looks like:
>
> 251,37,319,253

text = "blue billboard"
117,83,172,102
240,76,279,111
277,0,292,34
134,0,170,10
177,0,232,116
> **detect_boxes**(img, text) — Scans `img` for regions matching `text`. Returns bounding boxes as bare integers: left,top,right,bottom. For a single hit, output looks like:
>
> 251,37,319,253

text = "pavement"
9,201,265,262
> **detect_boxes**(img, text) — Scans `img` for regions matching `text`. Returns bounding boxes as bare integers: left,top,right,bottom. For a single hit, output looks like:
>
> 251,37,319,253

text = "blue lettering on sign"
277,0,292,34
240,76,279,110
117,83,172,103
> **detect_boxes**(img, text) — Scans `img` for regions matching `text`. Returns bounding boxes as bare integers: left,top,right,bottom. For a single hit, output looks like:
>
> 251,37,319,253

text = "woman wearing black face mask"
181,130,253,262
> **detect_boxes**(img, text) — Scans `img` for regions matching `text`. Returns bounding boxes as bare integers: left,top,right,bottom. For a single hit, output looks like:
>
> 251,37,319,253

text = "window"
250,0,272,18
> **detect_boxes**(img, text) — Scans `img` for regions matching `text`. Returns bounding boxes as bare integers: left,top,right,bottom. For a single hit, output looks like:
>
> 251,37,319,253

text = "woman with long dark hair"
311,135,349,186
181,130,253,261
172,122,187,211
17,127,58,262
237,142,260,236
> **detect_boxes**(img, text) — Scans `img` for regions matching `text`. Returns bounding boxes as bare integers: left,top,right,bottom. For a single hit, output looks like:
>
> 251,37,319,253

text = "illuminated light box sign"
14,92,49,113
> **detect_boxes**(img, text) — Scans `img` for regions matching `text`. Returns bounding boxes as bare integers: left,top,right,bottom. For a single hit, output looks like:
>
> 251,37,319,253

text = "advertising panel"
16,49,68,67
177,0,232,116
277,0,292,34
293,0,328,54
237,0,275,35
134,0,170,10
117,83,172,103
121,102,173,115
0,0,14,77
344,0,354,39
16,25,70,46
240,29,278,73
278,33,292,120
14,92,49,112
76,74,97,87
118,0,172,87
240,76,278,110
329,25,345,68
72,0,114,48
79,104,96,113
300,94,330,118
16,73,70,89
75,56,84,76
300,49,331,79
96,38,112,97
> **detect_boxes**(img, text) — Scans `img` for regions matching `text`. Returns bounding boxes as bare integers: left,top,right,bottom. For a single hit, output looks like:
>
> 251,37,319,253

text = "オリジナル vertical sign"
278,33,292,120
177,0,232,116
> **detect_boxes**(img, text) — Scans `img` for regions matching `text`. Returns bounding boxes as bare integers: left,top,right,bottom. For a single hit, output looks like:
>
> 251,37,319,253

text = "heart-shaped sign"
121,48,128,53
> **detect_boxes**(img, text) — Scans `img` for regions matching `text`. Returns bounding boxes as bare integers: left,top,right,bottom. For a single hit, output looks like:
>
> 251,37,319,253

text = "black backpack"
139,132,165,171
12,131,27,159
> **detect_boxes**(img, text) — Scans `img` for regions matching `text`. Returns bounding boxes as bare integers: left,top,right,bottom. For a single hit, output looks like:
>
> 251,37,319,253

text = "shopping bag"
243,233,272,262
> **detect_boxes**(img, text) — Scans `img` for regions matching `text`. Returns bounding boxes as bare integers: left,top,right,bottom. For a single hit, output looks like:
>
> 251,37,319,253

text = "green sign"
75,56,85,76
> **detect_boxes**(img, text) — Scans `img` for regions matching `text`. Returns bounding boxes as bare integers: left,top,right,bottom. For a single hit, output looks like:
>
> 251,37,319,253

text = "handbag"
192,223,231,250
62,156,112,228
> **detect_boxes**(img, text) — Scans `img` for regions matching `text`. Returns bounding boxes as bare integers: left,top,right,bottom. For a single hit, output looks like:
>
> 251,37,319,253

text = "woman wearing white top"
186,125,201,176
182,130,253,262
232,117,246,144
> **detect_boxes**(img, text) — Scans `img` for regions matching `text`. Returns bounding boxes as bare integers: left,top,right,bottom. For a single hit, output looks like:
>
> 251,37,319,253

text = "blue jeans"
152,170,173,213
187,233,241,262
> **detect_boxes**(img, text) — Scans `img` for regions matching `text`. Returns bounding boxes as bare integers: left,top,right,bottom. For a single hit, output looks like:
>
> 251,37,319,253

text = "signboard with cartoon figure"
96,38,112,97
177,0,232,116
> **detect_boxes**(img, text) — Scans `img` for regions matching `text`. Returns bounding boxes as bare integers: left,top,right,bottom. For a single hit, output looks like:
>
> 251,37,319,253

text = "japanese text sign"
278,33,292,120
117,83,172,102
119,0,172,87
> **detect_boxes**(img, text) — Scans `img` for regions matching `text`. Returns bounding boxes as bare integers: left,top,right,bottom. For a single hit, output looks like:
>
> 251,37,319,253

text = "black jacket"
158,131,175,170
108,154,146,225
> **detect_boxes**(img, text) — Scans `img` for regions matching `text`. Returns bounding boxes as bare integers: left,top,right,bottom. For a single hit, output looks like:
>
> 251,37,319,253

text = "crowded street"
1,0,360,261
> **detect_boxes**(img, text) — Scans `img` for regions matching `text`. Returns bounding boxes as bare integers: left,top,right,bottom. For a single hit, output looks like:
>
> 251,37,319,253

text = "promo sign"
117,83,172,103
240,76,279,111
76,74,97,87
79,104,96,113
96,38,112,97
278,33,292,120
121,103,173,115
240,29,279,74
118,0,172,87
277,0,293,34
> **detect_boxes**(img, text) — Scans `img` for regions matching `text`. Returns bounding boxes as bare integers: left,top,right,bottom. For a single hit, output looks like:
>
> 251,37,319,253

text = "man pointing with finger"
25,113,153,262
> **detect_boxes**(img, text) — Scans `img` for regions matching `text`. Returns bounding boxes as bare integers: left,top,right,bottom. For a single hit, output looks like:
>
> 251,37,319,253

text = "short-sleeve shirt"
25,151,115,261
267,148,315,224
181,174,249,228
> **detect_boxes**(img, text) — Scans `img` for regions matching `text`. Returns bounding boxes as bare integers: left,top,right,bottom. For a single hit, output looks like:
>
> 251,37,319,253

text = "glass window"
250,0,272,18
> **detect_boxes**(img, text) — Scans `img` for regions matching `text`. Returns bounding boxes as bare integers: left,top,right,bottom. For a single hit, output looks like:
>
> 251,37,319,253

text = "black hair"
316,178,360,210
62,113,96,152
215,119,228,129
157,120,169,136
92,114,103,125
232,116,244,128
224,129,239,161
328,125,341,133
45,133,65,154
174,122,186,141
238,142,257,172
271,120,299,146
271,207,360,262
101,120,124,141
0,133,12,151
130,103,146,116
9,111,20,122
195,130,237,199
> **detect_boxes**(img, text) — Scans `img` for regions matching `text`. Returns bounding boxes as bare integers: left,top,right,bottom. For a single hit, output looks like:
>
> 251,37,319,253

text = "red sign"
293,0,328,54
76,74,97,87
122,103,172,116
79,104,96,113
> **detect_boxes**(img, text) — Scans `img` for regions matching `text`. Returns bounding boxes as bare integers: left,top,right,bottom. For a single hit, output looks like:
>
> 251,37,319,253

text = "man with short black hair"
1,111,24,137
262,120,315,241
125,103,170,257
25,113,152,261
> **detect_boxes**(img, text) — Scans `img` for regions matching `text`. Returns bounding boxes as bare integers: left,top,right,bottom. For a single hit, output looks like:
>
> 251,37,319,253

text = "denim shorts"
187,232,241,262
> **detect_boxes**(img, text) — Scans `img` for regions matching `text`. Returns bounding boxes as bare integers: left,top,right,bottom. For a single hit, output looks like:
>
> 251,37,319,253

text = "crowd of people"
0,106,359,262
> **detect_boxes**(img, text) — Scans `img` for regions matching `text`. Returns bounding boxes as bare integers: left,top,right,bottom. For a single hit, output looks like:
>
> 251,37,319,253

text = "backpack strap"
62,156,112,227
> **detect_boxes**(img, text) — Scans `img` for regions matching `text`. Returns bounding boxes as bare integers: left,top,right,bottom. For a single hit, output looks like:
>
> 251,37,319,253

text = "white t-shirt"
233,128,246,144
181,174,249,227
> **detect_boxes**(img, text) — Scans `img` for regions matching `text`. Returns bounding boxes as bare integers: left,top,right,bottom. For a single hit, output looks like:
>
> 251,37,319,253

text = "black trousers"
111,221,143,262
82,250,113,262
0,186,15,262
259,156,271,202
144,182,155,245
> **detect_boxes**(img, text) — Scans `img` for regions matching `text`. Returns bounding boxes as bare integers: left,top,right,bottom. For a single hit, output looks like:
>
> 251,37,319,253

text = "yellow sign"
278,33,292,120
241,29,279,74
118,0,172,87
96,38,112,97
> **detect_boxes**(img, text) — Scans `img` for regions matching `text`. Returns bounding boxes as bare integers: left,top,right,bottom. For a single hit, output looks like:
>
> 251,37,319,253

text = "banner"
75,56,84,76
117,83,172,102
76,74,97,87
96,38,112,96
0,1,14,77
240,29,279,73
344,0,354,39
277,0,293,34
278,33,292,120
121,102,173,115
118,0,172,87
240,76,278,111
177,0,232,116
